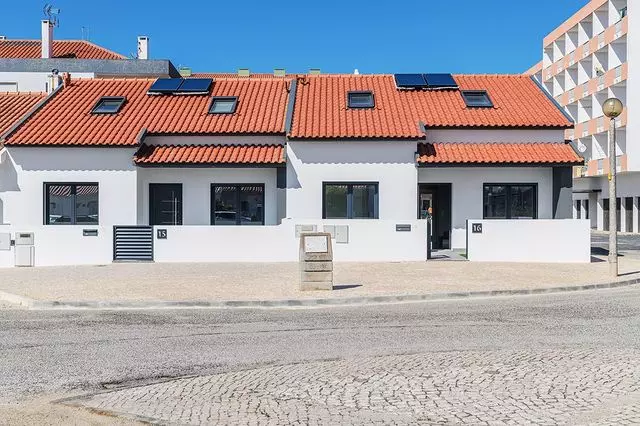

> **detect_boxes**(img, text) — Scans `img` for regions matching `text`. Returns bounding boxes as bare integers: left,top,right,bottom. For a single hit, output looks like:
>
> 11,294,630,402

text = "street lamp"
602,97,623,278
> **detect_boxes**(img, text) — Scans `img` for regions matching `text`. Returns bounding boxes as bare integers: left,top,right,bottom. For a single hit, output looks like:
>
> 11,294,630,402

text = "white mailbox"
15,232,34,245
0,233,11,251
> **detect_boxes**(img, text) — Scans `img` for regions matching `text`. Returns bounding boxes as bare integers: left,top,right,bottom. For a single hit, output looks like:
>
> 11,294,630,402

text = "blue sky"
2,0,587,74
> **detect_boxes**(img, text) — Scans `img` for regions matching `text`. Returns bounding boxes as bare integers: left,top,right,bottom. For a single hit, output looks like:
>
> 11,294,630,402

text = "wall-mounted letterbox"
0,233,11,251
15,232,34,246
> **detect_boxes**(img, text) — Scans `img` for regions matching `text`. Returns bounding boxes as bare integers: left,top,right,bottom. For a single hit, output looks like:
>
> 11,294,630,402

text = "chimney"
137,36,149,60
238,68,250,77
309,68,321,75
0,36,7,41
41,20,53,59
62,72,71,88
274,68,285,77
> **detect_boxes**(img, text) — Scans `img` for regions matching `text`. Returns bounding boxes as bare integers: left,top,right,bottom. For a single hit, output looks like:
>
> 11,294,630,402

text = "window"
462,90,493,108
347,91,375,108
323,183,378,219
45,183,99,225
209,97,238,114
91,97,126,114
211,184,264,225
483,184,537,219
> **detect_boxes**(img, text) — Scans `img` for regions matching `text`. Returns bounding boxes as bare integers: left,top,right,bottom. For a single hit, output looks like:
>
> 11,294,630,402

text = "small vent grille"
113,226,153,261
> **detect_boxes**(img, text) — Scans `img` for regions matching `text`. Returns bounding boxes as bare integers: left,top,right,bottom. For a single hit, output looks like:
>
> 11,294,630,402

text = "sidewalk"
1,257,640,309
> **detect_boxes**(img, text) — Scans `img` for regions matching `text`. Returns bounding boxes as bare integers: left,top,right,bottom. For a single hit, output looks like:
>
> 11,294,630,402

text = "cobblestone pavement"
72,349,640,425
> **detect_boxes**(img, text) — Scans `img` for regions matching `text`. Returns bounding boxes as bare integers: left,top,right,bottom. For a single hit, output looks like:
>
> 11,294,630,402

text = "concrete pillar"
573,200,579,219
553,167,573,219
581,199,588,220
597,194,605,231
620,197,628,233
589,193,598,229
633,197,640,234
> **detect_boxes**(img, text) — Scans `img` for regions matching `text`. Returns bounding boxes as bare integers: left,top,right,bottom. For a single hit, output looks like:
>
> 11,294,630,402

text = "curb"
1,277,639,311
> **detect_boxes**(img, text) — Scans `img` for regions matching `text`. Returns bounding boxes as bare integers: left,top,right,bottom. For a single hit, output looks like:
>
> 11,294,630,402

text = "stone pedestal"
299,232,333,291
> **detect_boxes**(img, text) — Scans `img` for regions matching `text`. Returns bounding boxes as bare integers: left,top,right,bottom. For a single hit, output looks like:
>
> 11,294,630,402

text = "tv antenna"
43,4,61,27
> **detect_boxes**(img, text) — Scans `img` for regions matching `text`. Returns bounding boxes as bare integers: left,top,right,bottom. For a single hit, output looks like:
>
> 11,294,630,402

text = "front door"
418,184,452,250
149,183,182,225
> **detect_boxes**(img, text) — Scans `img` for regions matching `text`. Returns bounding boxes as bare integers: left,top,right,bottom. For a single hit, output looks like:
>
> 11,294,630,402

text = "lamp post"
602,97,624,278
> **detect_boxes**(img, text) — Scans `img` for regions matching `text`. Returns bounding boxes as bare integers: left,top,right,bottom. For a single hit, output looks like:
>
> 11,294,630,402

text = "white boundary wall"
153,220,428,263
466,219,590,263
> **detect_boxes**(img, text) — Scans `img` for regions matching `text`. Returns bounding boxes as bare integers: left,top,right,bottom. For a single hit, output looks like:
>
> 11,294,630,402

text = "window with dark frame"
209,97,238,114
462,90,493,108
91,97,126,114
323,183,379,219
211,184,265,225
347,91,375,108
45,183,99,225
483,184,537,220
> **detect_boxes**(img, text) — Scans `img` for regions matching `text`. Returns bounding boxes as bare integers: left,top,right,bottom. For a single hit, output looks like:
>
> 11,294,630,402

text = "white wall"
424,129,566,144
136,167,280,225
418,167,554,249
0,147,137,267
0,72,94,93
467,219,591,263
286,141,417,220
153,219,428,263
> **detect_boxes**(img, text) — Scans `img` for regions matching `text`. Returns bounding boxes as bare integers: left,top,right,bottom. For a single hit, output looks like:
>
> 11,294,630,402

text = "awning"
134,144,285,166
416,143,583,166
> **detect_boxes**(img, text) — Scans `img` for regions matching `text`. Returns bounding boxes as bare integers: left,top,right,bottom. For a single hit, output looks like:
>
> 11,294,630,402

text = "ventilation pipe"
41,20,53,58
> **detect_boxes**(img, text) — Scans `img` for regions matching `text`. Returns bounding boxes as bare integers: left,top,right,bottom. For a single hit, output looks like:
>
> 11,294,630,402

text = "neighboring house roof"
0,92,46,137
416,143,583,165
0,39,126,60
289,74,573,139
134,144,285,166
4,76,290,146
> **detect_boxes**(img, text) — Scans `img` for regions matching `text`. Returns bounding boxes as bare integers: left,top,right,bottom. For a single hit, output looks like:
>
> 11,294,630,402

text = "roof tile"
0,39,125,60
290,74,572,139
416,143,583,165
134,144,285,165
5,77,289,146
0,92,46,136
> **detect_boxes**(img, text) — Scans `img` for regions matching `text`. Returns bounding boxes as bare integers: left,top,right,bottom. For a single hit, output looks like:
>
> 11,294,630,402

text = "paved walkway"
0,258,640,304
70,349,640,425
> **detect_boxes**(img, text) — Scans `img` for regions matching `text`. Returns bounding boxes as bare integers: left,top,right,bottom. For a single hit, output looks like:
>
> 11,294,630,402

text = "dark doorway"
149,183,182,225
418,183,452,250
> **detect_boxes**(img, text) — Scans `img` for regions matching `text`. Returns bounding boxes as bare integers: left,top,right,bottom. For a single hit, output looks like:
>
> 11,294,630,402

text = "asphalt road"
1,286,640,408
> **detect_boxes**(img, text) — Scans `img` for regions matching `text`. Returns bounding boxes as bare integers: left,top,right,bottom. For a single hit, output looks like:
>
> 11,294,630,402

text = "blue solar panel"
148,78,183,93
178,78,213,93
394,74,428,88
423,73,458,89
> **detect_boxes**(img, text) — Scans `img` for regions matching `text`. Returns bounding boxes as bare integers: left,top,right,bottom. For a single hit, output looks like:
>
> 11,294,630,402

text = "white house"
0,72,586,267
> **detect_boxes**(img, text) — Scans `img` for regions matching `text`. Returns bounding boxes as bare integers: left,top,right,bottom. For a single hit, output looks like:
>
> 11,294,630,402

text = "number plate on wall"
157,229,168,239
472,223,483,234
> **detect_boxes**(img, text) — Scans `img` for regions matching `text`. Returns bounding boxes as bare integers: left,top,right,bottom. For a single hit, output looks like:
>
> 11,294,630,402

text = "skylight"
91,97,126,114
462,90,494,108
347,91,375,108
209,97,238,114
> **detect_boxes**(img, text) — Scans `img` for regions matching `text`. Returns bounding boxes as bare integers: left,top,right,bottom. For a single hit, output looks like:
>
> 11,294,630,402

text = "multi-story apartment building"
528,0,639,233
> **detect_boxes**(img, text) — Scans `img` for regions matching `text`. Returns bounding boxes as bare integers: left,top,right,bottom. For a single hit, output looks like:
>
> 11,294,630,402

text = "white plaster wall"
153,219,428,263
286,141,417,220
573,172,640,198
0,147,137,267
0,72,95,93
418,167,554,249
467,219,591,263
424,129,566,144
626,0,640,172
136,167,279,225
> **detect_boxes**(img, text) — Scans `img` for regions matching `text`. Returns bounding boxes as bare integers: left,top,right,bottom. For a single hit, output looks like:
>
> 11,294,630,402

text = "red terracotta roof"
5,77,289,146
416,143,583,165
0,92,46,137
290,74,572,139
134,144,285,165
0,39,126,60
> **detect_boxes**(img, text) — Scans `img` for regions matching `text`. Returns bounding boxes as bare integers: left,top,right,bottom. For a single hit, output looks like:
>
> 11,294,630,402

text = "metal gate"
113,226,153,261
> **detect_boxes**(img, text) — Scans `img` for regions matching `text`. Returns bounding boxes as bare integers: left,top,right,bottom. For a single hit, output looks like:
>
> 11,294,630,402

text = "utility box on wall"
14,232,35,267
299,232,333,291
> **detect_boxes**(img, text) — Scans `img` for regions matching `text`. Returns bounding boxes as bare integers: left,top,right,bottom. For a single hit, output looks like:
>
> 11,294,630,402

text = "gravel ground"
1,258,639,303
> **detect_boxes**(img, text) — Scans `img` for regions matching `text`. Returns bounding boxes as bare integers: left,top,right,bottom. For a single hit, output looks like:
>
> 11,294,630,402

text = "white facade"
0,71,94,93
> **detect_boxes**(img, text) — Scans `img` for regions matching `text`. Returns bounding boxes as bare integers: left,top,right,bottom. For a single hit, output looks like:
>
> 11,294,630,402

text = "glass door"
149,184,182,225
